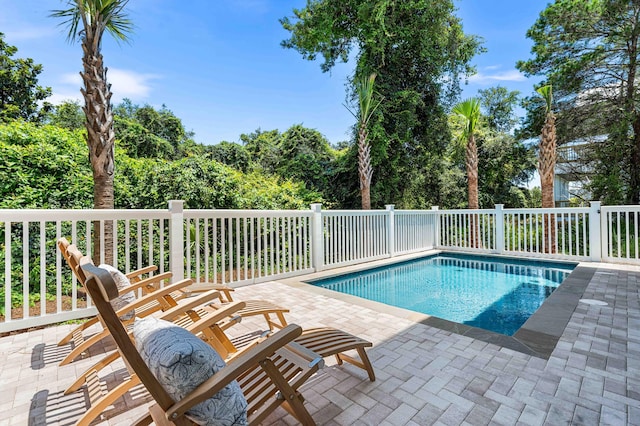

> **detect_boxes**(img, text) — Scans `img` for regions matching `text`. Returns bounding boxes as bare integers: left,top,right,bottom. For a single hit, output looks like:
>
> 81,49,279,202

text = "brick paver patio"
1,260,638,425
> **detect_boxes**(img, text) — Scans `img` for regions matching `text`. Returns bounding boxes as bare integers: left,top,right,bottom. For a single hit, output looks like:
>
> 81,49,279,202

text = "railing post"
386,204,395,258
589,201,602,261
431,206,440,248
169,200,184,282
311,203,324,272
495,204,505,254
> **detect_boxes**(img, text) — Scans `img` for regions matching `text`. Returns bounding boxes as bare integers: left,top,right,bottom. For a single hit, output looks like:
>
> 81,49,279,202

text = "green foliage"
205,141,251,173
478,86,520,133
281,0,483,208
50,0,133,44
240,128,282,174
45,100,85,130
0,33,52,122
452,98,481,141
277,124,336,196
0,121,92,208
517,0,640,203
114,100,199,160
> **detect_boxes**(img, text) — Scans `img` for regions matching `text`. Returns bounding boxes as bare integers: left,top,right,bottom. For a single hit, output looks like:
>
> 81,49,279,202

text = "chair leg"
75,375,140,426
65,350,121,394
59,329,111,366
57,317,99,346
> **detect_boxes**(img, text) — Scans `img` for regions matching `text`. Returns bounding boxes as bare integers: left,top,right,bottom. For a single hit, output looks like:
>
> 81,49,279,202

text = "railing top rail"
502,207,591,214
0,209,169,221
322,210,389,216
437,209,498,214
395,210,440,214
601,205,640,212
184,209,313,219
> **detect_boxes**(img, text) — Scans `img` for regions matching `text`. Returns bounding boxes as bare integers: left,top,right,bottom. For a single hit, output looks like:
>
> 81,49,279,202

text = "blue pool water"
308,254,575,336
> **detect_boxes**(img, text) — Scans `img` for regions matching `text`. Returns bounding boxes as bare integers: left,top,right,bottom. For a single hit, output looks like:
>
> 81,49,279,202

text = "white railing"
2,199,639,332
394,208,438,255
184,208,314,286
321,209,389,269
601,205,640,264
1,208,171,332
438,209,497,253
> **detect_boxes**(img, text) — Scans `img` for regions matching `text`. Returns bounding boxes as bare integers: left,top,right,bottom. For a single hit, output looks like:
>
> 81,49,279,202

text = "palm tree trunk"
539,114,556,253
358,126,373,210
81,33,116,264
466,134,479,247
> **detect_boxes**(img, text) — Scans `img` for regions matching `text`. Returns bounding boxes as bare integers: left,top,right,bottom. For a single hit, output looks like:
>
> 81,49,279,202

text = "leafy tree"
240,128,282,174
345,73,382,209
113,100,199,159
277,124,336,197
452,98,481,210
0,121,92,208
51,0,133,263
205,141,251,173
478,86,520,133
114,115,175,159
0,33,52,122
281,0,483,208
46,100,85,130
517,0,640,204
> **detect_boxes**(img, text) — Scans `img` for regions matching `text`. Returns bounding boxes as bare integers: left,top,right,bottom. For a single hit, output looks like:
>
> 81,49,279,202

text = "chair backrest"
79,258,188,424
61,240,89,284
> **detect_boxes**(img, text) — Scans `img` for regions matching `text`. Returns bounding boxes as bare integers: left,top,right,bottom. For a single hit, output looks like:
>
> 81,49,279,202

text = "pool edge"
279,251,594,359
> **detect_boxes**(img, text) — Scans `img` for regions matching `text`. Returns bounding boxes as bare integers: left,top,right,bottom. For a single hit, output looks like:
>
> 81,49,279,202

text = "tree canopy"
0,33,52,122
281,0,483,208
517,0,640,204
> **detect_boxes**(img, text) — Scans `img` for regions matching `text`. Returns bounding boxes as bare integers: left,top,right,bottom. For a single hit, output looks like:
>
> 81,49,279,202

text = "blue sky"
2,0,548,147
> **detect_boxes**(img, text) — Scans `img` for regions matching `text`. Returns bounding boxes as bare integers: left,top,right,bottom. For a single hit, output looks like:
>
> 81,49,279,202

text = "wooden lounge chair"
57,238,290,365
80,259,324,425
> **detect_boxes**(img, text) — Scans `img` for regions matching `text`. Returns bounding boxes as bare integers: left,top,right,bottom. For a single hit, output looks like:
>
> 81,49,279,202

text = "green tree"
46,100,85,130
113,100,199,159
281,0,482,208
51,0,133,263
205,141,251,173
452,98,481,210
478,86,520,133
346,73,382,209
278,124,336,197
240,128,282,174
517,0,640,204
0,33,52,122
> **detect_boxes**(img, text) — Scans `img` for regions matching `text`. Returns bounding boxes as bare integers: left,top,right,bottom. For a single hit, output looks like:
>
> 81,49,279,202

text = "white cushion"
133,317,248,426
98,264,136,321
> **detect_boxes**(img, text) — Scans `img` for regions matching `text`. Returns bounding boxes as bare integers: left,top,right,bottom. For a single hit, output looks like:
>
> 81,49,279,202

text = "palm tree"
346,73,382,210
51,0,133,263
453,98,481,209
537,84,557,253
453,98,481,247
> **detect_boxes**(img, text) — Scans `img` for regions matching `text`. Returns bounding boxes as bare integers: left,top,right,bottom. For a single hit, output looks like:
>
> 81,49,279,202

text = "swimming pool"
307,254,576,336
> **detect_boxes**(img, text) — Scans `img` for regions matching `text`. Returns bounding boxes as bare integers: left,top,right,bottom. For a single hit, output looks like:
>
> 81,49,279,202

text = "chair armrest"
166,324,304,420
184,301,246,336
113,278,193,318
118,272,173,297
126,265,159,283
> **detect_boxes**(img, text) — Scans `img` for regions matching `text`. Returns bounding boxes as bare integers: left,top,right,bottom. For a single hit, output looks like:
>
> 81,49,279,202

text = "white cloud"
108,68,160,100
49,68,160,105
2,25,57,42
468,70,526,84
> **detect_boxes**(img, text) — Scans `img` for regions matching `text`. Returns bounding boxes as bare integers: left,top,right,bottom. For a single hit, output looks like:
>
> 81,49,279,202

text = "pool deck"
1,253,639,425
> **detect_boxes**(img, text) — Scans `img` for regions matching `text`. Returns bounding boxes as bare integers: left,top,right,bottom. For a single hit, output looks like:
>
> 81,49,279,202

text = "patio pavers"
0,260,639,425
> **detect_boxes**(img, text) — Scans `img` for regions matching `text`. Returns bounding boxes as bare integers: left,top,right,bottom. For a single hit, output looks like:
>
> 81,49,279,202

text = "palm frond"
452,98,481,138
536,84,553,114
50,0,133,43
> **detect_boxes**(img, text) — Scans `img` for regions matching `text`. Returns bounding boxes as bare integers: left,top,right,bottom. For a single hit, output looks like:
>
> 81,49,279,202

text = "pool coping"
279,250,595,359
